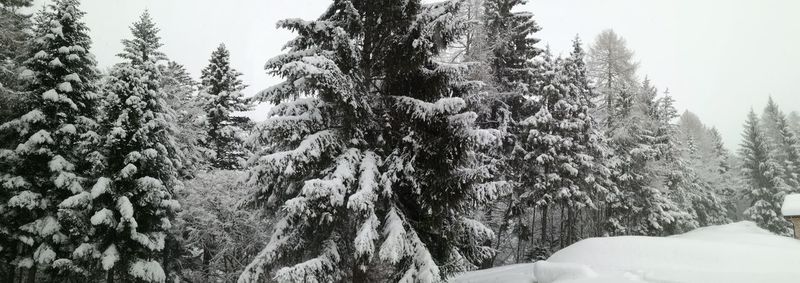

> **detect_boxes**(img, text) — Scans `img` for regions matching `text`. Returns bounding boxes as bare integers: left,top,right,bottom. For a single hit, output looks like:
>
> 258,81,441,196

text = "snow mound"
540,221,800,283
782,193,800,217
452,221,800,283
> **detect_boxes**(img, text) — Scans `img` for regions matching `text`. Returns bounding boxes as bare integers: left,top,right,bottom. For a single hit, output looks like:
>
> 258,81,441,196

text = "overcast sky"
30,0,800,150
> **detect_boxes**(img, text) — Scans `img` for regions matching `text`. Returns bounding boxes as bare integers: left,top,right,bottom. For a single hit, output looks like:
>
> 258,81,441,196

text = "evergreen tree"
239,1,503,282
0,0,103,280
83,11,181,282
739,110,792,235
0,0,34,125
199,43,250,169
511,38,612,255
483,0,541,93
760,98,800,192
604,80,683,236
676,113,740,222
788,111,800,136
161,61,212,177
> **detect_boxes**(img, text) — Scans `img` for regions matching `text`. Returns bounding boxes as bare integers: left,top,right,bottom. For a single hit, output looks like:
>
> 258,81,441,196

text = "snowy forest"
1,0,799,282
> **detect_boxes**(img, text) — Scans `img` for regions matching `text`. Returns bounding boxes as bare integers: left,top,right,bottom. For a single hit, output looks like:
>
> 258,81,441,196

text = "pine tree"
83,11,180,283
239,1,503,282
199,44,250,169
739,110,792,235
0,0,103,279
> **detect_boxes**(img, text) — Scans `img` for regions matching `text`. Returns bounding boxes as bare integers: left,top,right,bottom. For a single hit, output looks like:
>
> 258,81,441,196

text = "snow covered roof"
782,194,800,217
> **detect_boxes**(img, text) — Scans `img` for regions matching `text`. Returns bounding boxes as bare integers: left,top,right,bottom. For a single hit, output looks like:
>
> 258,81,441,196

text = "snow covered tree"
788,111,800,136
586,29,638,129
483,0,541,93
0,0,33,126
239,1,504,282
161,61,212,177
675,112,740,222
602,79,685,236
0,0,104,280
81,11,181,283
739,110,792,235
172,171,273,282
510,38,612,256
760,98,800,192
199,43,250,169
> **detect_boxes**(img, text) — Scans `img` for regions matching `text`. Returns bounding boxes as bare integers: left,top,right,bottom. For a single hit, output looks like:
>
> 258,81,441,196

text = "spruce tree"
199,43,250,169
512,38,612,254
239,1,502,282
760,98,800,192
83,11,180,283
604,79,683,236
788,111,800,136
739,110,792,235
483,0,541,93
0,0,102,279
454,0,543,266
676,113,739,222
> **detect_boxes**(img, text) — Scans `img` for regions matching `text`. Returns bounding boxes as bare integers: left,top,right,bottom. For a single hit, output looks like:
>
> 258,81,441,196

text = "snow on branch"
394,96,466,121
274,237,341,283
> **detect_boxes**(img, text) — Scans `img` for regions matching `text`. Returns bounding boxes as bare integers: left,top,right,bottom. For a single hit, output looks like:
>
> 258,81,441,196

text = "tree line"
1,0,798,282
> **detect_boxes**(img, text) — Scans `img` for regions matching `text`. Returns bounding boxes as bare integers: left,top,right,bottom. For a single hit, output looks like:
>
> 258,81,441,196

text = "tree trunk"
106,270,114,283
352,263,368,283
8,265,16,283
25,266,36,283
540,205,549,247
560,205,566,249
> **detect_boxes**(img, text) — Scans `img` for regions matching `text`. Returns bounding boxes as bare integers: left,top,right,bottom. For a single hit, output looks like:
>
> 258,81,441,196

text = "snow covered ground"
451,221,800,283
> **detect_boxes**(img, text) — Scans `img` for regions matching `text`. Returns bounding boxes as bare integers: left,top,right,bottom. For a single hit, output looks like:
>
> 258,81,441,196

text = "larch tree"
199,43,250,170
739,110,792,235
0,0,103,280
81,11,181,283
239,1,504,282
586,29,638,129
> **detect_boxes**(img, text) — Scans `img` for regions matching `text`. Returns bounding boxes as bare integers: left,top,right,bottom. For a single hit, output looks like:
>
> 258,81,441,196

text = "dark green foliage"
199,44,250,170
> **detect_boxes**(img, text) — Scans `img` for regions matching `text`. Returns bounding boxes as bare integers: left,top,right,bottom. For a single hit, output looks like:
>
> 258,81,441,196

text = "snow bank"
782,193,800,217
540,221,800,283
451,221,800,283
450,263,537,283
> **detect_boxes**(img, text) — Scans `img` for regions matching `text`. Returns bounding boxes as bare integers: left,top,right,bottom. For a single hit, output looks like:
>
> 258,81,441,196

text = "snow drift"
452,221,800,283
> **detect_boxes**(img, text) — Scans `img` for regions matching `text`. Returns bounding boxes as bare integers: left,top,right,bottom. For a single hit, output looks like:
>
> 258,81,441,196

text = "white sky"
30,0,800,150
